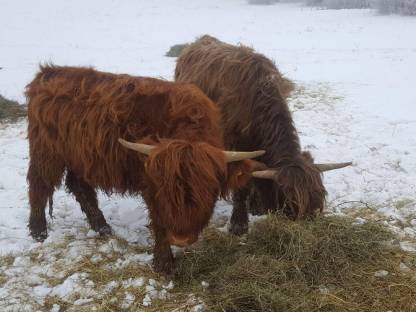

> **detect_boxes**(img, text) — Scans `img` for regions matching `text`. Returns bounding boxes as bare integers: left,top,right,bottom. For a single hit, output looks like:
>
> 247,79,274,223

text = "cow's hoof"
30,230,48,242
97,224,113,236
229,222,248,236
29,219,48,242
90,217,112,236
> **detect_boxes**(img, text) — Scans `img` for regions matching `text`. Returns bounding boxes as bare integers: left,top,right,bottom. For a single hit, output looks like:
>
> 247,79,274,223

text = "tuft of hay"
0,94,26,122
170,214,416,311
0,255,14,286
165,43,190,57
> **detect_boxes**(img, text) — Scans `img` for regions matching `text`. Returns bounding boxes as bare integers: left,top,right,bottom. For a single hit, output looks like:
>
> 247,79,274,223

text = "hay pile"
169,214,416,311
4,214,414,311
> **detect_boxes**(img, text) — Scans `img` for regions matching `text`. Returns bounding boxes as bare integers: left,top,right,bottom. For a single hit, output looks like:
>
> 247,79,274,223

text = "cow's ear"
301,151,314,163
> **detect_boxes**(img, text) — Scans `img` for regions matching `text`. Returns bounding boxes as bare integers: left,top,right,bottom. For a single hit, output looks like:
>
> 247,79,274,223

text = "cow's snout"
167,232,198,247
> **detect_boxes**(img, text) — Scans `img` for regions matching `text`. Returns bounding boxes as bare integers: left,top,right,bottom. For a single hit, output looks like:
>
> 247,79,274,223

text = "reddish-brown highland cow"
26,65,266,273
175,35,351,235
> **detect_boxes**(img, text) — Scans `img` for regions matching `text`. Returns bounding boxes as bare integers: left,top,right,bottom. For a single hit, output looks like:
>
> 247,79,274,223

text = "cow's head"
252,151,352,218
119,138,263,247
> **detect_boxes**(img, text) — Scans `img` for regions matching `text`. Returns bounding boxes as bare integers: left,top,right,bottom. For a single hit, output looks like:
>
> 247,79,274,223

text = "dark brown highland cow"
175,35,351,235
26,65,265,273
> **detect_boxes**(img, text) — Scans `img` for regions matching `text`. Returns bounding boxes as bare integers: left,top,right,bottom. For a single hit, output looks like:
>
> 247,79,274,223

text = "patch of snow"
106,253,153,270
145,285,158,299
102,281,120,294
374,270,389,277
86,230,98,238
133,253,154,264
122,277,144,288
163,281,175,290
399,262,411,273
158,289,168,300
142,294,152,307
98,244,113,254
400,241,416,254
90,254,103,264
50,304,60,312
33,285,52,305
51,273,96,302
121,292,135,309
353,217,367,225
191,303,206,312
73,298,94,306
403,227,416,237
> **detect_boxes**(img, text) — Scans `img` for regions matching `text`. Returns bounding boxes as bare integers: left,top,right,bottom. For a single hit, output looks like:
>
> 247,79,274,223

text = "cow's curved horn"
224,150,265,163
252,161,353,179
315,162,352,172
118,138,155,155
251,169,277,179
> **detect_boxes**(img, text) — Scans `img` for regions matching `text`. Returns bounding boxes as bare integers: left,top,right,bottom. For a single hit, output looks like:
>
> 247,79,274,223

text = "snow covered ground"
1,0,416,310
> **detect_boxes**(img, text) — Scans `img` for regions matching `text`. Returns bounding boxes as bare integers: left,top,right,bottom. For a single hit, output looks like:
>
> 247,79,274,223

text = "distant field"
0,95,26,122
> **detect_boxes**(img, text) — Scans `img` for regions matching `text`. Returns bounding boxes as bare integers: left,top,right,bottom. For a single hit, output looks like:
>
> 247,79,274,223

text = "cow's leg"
28,164,55,241
247,184,263,216
152,226,174,275
249,180,276,215
65,170,111,235
229,187,250,235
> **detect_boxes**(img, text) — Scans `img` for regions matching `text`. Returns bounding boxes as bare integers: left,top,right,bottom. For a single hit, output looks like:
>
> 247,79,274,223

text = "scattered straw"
2,215,415,311
169,214,416,311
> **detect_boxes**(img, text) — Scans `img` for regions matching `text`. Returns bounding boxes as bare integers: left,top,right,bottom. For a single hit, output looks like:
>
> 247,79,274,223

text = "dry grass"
0,94,26,122
167,214,416,311
0,255,14,287
2,215,415,311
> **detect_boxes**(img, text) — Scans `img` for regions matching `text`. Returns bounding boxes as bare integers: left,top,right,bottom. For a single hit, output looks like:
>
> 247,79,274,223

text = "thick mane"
26,65,224,194
175,35,300,166
26,64,259,273
175,36,326,220
144,140,226,235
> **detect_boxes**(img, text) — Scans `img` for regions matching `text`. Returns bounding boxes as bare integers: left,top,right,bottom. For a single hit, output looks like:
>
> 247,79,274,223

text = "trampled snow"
0,0,415,310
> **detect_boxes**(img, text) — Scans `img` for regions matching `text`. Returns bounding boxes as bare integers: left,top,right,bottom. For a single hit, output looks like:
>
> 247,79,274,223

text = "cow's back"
175,36,300,164
26,65,223,193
